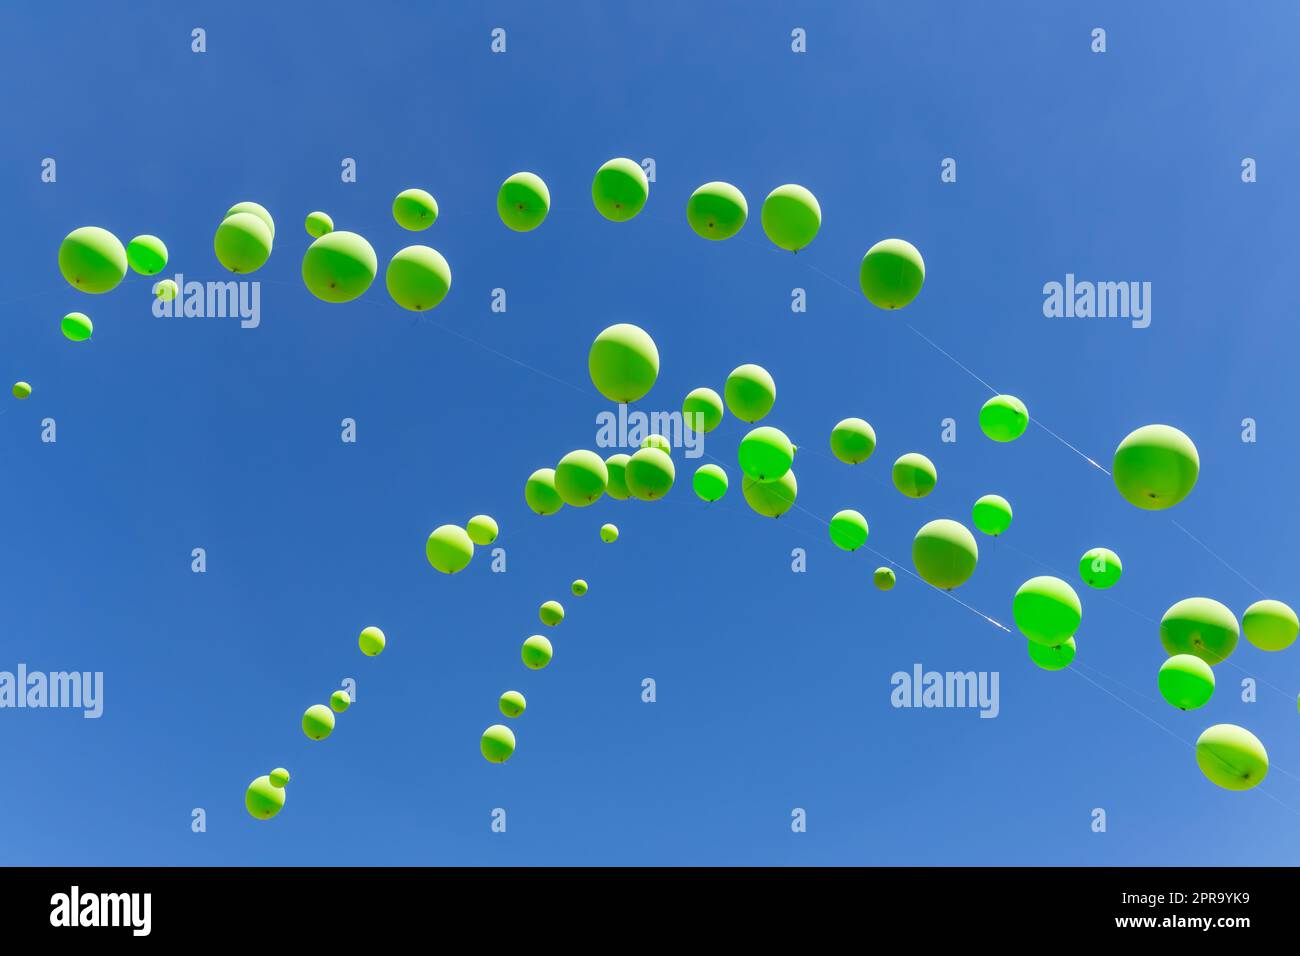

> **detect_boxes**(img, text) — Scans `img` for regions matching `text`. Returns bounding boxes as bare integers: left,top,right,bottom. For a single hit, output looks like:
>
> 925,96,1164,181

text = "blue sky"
2,1,1299,865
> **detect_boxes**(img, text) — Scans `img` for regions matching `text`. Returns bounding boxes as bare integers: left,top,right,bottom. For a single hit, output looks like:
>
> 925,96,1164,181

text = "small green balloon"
600,523,619,543
1112,424,1200,510
859,238,924,310
245,775,286,820
588,324,660,403
359,626,386,656
498,172,550,232
481,724,517,763
971,495,1013,536
892,453,937,499
302,704,335,741
1013,576,1082,647
604,454,632,501
1158,655,1215,710
1195,723,1268,791
61,312,93,342
330,690,352,713
693,463,729,502
521,635,553,670
571,579,588,596
1027,636,1076,671
466,514,499,546
738,426,794,483
724,364,776,423
385,245,451,311
761,184,821,252
830,418,876,465
555,450,609,507
829,509,869,551
742,470,797,518
873,567,896,591
1242,599,1299,652
426,524,475,574
58,226,127,294
979,395,1029,443
686,181,748,240
305,211,334,238
268,768,290,788
214,212,273,274
499,690,527,718
393,188,439,231
539,600,565,626
641,434,672,455
683,387,724,433
225,201,275,239
592,158,649,222
302,231,378,303
153,278,178,300
525,468,565,516
1079,547,1122,589
126,234,168,275
912,519,979,590
1160,597,1239,665
12,382,31,399
625,447,675,500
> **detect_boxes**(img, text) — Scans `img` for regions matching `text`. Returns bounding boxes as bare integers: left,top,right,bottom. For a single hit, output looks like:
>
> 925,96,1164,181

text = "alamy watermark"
153,273,261,328
890,663,999,718
0,664,103,718
595,404,704,458
1043,273,1150,328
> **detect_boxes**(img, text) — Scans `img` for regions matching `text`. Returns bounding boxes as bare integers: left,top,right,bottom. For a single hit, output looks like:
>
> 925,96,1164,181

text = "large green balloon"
539,600,565,626
892,453,937,499
1242,599,1299,652
859,238,924,310
302,704,335,741
426,524,475,574
912,519,979,590
683,387,724,433
742,470,797,518
359,626,386,656
1158,655,1215,710
979,395,1029,443
830,418,876,464
499,690,527,718
385,245,451,311
302,231,378,303
571,579,588,596
61,312,93,342
738,426,794,482
693,463,729,502
592,158,649,222
214,212,273,274
12,382,31,399
555,450,609,506
761,184,821,252
604,454,632,500
59,226,127,293
498,172,550,232
330,690,352,713
600,523,619,543
1079,547,1122,589
625,447,675,500
686,182,747,240
1013,576,1081,646
588,324,660,403
268,768,290,788
225,201,275,238
873,567,896,591
1195,724,1268,791
1112,424,1200,510
1027,637,1076,671
521,635,553,670
245,775,286,820
466,514,499,546
481,724,517,763
126,235,168,275
971,494,1012,536
525,468,564,516
393,188,439,231
305,211,333,238
724,364,776,423
829,509,869,551
1160,598,1239,664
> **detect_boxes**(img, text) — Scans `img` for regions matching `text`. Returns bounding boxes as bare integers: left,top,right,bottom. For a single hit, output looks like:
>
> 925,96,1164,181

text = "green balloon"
742,470,797,518
600,523,619,543
625,447,675,500
555,450,609,506
358,626,386,656
912,519,979,590
830,418,876,464
305,211,333,238
686,181,747,240
245,775,286,820
302,231,378,303
1242,599,1299,652
499,690,527,718
604,454,632,501
1013,576,1082,646
12,382,31,399
498,172,550,232
521,635,553,670
1079,547,1122,589
225,201,275,239
971,495,1013,536
330,690,352,713
693,463,729,502
683,387,724,433
59,226,127,293
1158,655,1215,710
738,426,794,482
571,579,588,596
724,364,776,423
892,453,937,498
588,324,660,403
466,514,499,546
525,468,564,516
1195,724,1268,791
873,567,896,591
126,234,168,275
481,724,517,763
61,312,93,342
153,278,178,300
979,395,1029,443
302,704,335,741
641,434,672,455
539,600,565,626
592,158,649,222
859,238,924,310
214,212,273,274
268,767,290,788
1160,597,1239,664
426,524,475,574
1027,636,1076,671
385,245,451,311
1112,424,1200,510
393,188,439,231
829,509,869,551
761,184,821,252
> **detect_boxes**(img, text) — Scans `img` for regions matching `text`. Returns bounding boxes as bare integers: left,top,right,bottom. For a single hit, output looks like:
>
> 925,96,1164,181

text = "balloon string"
1167,519,1267,599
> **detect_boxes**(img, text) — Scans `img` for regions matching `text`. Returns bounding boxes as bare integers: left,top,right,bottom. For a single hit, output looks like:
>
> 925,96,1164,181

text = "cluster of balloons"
245,768,291,821
302,688,353,742
54,225,172,348
215,202,274,274
426,515,499,574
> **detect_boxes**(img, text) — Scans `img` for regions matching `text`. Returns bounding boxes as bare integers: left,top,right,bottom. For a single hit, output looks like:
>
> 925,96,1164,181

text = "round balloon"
1158,655,1215,710
225,201,275,238
1027,637,1076,671
214,212,273,274
393,188,438,231
499,690,527,718
1242,599,1299,652
979,395,1029,443
305,211,333,238
571,579,588,596
625,448,675,500
892,453,937,499
126,235,168,275
466,514,499,546
1160,597,1239,665
302,704,335,741
1013,576,1082,646
268,768,290,788
245,776,286,820
588,324,660,403
830,418,876,465
481,724,517,763
738,426,794,482
61,312,93,342
693,463,729,502
971,495,1013,536
873,567,896,591
1195,724,1268,791
498,172,550,232
600,523,619,543
12,382,31,399
640,434,672,456
742,471,797,518
592,158,649,222
554,450,609,506
912,519,979,590
302,231,377,303
604,454,632,501
153,278,178,300
358,626,386,656
761,184,821,252
859,238,924,310
330,690,352,713
539,600,565,627
1078,547,1122,589
521,635,553,670
686,182,747,240
58,226,127,293
1112,424,1200,510
525,468,564,516
426,524,475,574
724,365,776,423
683,387,724,433
829,509,869,551
385,245,451,311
